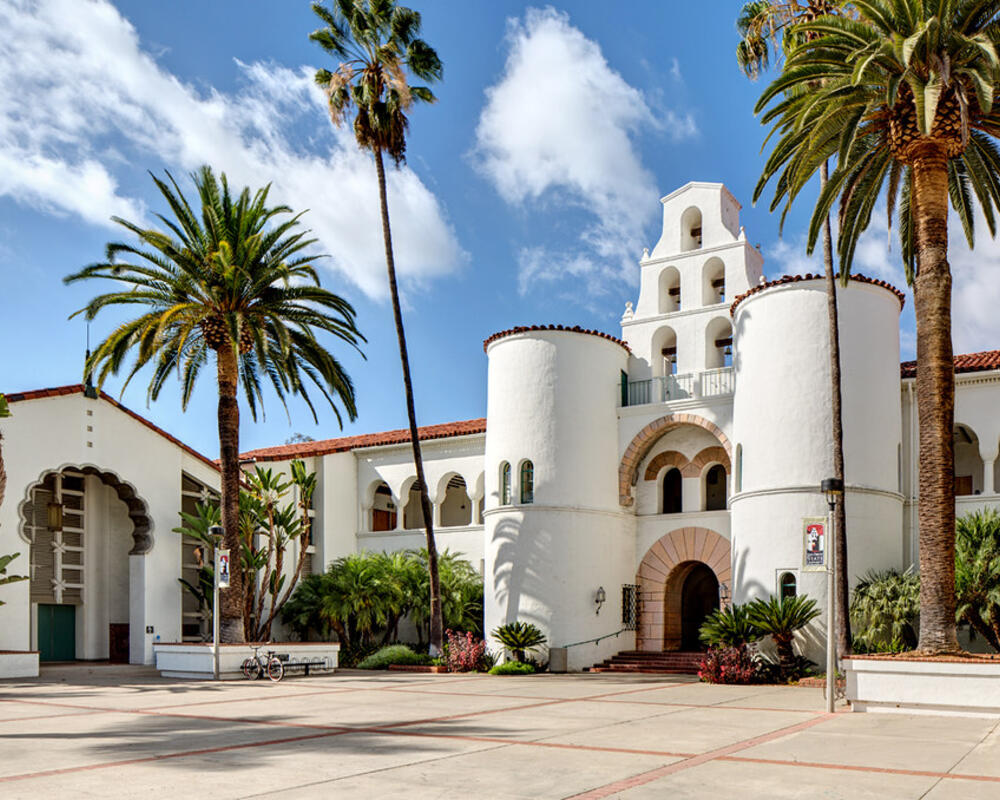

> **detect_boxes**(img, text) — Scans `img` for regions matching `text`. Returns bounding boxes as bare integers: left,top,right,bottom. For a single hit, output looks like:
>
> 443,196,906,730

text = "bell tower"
621,182,764,385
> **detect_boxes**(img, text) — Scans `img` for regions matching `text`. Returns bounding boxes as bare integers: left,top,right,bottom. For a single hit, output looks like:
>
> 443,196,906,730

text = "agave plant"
747,594,820,680
850,568,921,653
699,604,761,648
0,552,28,606
491,621,546,663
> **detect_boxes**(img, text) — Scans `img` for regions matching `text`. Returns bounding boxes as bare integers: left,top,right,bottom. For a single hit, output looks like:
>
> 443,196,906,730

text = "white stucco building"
4,181,1000,673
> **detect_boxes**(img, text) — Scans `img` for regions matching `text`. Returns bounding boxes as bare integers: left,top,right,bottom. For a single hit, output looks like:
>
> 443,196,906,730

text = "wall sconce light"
719,582,731,608
47,500,64,532
594,586,607,615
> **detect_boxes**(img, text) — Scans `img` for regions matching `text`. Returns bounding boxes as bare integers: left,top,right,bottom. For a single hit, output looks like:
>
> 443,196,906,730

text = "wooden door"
38,604,76,662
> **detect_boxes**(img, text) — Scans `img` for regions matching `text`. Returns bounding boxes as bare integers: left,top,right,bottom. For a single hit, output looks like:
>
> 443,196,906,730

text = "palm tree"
850,568,921,652
748,594,821,680
753,0,1000,654
65,166,364,643
737,0,852,658
955,509,1000,651
309,0,446,654
0,394,9,514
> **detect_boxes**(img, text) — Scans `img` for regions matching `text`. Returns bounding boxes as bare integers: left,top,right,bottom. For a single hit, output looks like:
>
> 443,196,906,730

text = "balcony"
623,367,734,408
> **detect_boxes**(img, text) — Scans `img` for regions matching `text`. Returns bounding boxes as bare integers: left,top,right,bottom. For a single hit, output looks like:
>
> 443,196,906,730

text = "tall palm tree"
754,0,1000,654
309,0,446,653
737,0,852,658
65,166,364,643
0,394,9,514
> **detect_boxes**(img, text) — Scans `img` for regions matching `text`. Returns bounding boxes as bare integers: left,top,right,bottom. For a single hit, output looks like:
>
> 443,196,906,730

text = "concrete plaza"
1,665,999,798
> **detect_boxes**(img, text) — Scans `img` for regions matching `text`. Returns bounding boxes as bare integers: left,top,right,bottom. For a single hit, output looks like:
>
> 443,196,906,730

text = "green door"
38,604,76,662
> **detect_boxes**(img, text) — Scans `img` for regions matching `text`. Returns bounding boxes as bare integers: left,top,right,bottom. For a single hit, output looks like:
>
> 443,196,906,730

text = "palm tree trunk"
216,344,246,643
0,434,6,515
911,143,960,655
820,161,852,658
373,146,444,655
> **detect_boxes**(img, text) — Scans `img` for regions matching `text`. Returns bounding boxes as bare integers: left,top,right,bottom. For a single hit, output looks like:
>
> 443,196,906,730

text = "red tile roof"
483,324,630,353
239,418,487,462
730,273,906,316
901,349,1000,378
4,384,219,472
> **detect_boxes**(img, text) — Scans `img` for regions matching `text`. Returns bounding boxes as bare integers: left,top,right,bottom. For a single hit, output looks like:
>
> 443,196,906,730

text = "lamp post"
821,477,843,713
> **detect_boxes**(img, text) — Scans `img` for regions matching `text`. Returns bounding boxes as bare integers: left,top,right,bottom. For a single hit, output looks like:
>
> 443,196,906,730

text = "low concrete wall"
154,643,340,680
0,651,39,679
846,656,1000,718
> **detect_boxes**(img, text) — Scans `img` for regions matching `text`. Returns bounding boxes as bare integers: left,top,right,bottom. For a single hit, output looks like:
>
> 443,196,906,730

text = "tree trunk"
911,143,960,655
373,146,444,655
0,434,6,515
775,634,794,681
820,161,852,658
216,343,246,643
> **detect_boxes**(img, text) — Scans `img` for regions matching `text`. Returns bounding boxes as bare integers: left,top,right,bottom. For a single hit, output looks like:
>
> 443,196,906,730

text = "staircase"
588,650,703,675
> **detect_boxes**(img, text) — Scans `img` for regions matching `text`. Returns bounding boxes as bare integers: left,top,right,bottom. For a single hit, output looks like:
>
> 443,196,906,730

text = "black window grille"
622,584,639,630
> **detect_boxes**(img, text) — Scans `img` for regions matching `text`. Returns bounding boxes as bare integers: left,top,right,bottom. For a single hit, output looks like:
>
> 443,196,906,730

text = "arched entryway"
635,527,730,652
18,466,152,663
680,563,719,650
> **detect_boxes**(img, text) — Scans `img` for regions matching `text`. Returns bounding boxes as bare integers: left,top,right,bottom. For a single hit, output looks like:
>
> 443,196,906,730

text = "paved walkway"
1,664,999,798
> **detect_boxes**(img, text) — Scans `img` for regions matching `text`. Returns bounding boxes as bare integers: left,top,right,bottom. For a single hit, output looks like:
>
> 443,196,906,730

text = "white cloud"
766,205,1000,357
473,7,695,298
0,0,464,298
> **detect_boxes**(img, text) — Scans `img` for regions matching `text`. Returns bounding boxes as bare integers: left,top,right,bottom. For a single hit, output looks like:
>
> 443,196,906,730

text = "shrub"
755,654,816,684
357,644,432,670
698,644,758,684
699,604,760,647
489,660,536,675
850,568,920,653
747,594,820,681
445,629,490,672
491,621,546,662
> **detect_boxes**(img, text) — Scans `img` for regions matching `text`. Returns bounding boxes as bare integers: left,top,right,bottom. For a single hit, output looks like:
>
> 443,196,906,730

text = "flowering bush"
698,644,759,684
446,629,489,672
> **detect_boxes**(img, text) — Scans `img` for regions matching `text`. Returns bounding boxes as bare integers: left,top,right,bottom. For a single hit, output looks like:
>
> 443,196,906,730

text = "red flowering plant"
445,629,490,673
698,644,759,685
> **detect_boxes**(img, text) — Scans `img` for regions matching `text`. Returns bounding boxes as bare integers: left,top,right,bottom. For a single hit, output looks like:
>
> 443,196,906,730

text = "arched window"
735,444,743,493
705,464,727,511
520,460,534,504
440,475,472,527
499,462,511,505
779,572,797,600
662,468,682,514
403,480,425,529
370,482,396,531
681,206,702,251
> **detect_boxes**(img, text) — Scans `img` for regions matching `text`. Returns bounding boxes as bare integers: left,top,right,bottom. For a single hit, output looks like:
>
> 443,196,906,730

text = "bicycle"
241,643,285,682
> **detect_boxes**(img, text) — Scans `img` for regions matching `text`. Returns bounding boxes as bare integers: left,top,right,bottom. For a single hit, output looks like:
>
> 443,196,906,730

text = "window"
499,462,511,505
779,572,797,600
735,444,743,493
520,460,534,504
371,482,396,531
662,468,682,514
705,464,727,511
622,584,639,630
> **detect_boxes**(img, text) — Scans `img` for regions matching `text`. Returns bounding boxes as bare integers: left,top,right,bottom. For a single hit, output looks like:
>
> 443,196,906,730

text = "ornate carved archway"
619,414,732,506
635,527,731,651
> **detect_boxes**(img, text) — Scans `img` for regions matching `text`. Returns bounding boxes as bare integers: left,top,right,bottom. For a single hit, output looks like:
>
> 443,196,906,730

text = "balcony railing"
624,367,733,407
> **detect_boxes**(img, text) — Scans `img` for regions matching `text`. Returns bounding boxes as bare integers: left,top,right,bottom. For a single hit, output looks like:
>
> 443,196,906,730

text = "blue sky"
2,0,997,459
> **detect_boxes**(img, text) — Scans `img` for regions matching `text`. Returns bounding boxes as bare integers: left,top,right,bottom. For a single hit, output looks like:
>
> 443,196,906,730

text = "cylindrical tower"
482,326,631,670
730,276,904,661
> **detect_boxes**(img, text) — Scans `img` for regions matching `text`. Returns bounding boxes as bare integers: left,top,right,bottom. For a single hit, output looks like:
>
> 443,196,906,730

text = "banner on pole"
802,517,827,571
217,549,231,589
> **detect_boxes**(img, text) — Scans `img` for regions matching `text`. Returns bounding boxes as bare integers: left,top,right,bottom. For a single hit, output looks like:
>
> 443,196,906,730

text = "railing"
624,367,733,407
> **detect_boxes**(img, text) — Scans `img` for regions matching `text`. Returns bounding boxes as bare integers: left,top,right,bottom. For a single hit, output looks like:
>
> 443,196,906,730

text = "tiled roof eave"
730,273,906,316
483,324,631,353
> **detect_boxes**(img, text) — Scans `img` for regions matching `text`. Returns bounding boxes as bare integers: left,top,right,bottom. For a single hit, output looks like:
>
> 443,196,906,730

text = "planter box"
0,650,39,679
846,656,1000,718
387,664,448,673
153,642,339,680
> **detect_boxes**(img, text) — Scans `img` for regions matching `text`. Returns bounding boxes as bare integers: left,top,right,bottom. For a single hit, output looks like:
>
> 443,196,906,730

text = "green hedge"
488,660,536,675
357,645,432,670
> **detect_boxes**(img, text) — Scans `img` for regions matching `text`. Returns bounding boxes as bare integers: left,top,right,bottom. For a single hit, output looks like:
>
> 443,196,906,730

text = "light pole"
821,478,843,712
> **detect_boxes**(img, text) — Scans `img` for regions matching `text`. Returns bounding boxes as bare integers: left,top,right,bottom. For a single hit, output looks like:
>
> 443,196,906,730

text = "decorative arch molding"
619,414,732,506
18,464,154,555
635,527,731,652
682,446,731,478
643,450,687,481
